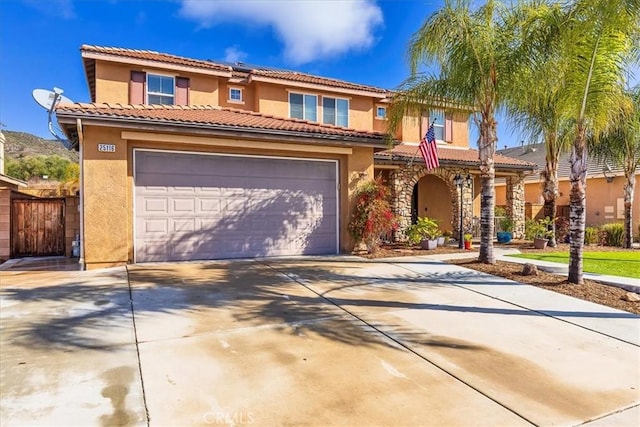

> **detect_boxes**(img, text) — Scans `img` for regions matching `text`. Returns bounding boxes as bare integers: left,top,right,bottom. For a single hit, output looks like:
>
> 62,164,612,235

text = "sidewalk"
421,246,640,294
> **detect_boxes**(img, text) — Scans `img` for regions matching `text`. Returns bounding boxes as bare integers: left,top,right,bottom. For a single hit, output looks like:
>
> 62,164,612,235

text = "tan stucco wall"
65,196,80,258
80,125,376,267
450,112,470,148
253,82,375,131
255,83,289,117
496,175,640,234
399,111,470,148
0,188,9,260
94,61,221,106
417,175,453,232
190,76,219,106
344,147,375,250
219,81,255,111
82,126,130,269
94,62,130,104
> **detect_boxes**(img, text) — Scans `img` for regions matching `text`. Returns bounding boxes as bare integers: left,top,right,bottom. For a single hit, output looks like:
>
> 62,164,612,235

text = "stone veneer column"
390,164,461,242
506,173,526,239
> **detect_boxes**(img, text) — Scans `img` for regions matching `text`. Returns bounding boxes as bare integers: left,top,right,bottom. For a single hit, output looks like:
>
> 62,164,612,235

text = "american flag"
419,124,439,170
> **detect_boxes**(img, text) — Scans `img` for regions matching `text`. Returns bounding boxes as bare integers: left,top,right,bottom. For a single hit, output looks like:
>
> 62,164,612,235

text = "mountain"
2,130,78,162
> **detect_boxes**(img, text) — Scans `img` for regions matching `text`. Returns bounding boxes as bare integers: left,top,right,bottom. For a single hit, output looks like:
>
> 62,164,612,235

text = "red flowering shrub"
348,178,398,252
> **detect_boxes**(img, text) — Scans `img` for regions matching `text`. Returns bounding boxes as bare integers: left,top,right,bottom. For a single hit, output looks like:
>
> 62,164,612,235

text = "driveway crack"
126,265,151,426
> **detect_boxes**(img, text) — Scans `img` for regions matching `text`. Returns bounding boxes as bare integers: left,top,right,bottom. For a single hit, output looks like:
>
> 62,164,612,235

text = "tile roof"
81,45,232,73
375,143,538,170
55,103,386,141
497,143,637,180
250,69,390,95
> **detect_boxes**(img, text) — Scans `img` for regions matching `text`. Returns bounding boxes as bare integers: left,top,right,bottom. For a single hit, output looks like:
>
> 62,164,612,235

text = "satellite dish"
31,87,76,149
33,88,73,111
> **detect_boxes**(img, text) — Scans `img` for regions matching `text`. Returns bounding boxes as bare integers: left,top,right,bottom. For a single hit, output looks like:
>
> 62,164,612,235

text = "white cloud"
224,46,248,64
179,0,384,64
23,0,75,19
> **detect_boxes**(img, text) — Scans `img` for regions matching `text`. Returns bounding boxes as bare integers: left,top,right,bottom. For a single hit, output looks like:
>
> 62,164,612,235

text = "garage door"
134,150,338,262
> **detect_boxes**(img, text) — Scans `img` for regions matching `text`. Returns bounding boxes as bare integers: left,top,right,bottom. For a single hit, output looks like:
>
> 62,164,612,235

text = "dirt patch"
365,241,640,316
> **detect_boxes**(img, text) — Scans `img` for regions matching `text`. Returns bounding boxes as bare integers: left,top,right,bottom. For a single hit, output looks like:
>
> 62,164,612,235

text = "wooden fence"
11,198,65,257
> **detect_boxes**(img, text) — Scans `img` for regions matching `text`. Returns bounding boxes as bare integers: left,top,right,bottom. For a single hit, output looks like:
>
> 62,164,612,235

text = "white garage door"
134,150,338,262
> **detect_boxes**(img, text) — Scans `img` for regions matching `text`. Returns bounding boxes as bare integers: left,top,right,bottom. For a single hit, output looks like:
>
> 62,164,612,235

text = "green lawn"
507,251,640,279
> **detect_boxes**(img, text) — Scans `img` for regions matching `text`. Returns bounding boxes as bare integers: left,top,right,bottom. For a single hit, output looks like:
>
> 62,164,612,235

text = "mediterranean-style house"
495,144,640,234
54,45,536,269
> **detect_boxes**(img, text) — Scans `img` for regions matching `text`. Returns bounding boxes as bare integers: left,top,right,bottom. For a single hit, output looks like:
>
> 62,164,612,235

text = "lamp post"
454,173,473,249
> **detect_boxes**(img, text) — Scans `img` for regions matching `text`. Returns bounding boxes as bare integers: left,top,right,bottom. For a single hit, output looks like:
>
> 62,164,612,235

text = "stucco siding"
345,147,374,250
417,175,453,232
450,112,470,148
82,126,130,268
496,175,640,236
189,75,219,106
219,81,255,111
80,125,376,267
95,62,130,104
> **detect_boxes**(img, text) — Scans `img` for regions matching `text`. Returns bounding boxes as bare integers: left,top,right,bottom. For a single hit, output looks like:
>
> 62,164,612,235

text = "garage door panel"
135,151,338,262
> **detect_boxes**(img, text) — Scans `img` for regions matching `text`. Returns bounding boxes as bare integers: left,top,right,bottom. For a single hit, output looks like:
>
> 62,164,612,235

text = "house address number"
98,144,116,153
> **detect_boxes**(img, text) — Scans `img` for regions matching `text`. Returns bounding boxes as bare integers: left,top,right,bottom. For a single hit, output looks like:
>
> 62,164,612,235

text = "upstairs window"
323,97,349,127
147,74,175,105
290,93,317,122
229,87,243,103
376,106,387,119
429,109,446,141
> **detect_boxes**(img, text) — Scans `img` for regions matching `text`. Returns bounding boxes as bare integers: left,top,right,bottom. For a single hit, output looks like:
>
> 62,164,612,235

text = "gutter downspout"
76,118,85,270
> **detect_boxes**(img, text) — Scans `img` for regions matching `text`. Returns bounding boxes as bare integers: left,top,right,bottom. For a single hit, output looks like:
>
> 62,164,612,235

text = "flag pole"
407,118,436,167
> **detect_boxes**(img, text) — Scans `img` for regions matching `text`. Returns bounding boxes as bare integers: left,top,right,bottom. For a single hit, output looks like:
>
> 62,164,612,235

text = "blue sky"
0,0,634,149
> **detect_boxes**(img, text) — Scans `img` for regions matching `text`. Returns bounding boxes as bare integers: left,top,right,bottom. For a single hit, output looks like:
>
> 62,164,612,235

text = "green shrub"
601,222,624,247
584,226,599,245
405,216,440,244
525,217,553,240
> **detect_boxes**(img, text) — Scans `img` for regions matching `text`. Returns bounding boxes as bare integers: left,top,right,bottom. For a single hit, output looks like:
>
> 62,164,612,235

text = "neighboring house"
495,144,640,234
0,130,28,260
55,45,535,269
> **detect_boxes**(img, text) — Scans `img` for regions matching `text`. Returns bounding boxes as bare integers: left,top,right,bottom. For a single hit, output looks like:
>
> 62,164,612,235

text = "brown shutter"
445,112,453,143
175,77,190,105
421,112,430,138
130,71,146,104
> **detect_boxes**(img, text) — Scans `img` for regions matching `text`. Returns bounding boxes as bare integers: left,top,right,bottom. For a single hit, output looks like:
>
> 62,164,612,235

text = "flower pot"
533,237,548,249
421,239,438,250
496,231,512,244
437,236,445,246
464,240,472,250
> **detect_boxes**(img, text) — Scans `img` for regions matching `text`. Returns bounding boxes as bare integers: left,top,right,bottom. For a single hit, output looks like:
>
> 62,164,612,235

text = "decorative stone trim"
390,164,473,241
506,173,525,239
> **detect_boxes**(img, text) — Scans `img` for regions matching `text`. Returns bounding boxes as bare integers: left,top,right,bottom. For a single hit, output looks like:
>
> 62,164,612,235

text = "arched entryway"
412,174,454,232
390,164,474,240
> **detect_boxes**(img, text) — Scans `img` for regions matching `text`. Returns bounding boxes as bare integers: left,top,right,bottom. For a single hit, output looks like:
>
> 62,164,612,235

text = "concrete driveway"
1,256,639,426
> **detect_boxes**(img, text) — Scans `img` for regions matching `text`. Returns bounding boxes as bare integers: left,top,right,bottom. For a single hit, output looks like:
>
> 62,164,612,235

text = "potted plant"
405,217,440,250
497,216,514,243
526,217,554,249
463,233,473,250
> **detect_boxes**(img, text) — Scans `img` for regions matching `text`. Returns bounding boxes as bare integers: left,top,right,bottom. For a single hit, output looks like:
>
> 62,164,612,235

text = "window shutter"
130,71,146,104
175,77,190,105
445,113,453,143
421,113,430,138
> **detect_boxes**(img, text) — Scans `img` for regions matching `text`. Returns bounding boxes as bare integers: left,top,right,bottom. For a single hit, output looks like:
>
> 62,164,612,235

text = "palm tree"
558,0,639,283
589,86,640,248
505,1,573,247
387,0,523,264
